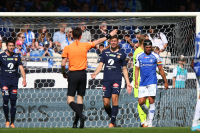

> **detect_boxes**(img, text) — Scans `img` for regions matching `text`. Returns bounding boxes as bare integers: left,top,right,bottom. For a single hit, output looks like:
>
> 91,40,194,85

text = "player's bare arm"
93,29,117,46
135,66,140,89
122,66,132,94
19,65,27,87
172,77,176,88
91,62,104,79
61,57,68,78
158,65,168,90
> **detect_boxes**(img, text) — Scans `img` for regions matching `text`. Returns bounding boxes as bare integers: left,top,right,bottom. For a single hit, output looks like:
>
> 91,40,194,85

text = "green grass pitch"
0,127,194,133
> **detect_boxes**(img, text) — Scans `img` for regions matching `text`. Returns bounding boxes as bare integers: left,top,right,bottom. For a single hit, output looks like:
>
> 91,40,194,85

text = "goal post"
0,12,199,127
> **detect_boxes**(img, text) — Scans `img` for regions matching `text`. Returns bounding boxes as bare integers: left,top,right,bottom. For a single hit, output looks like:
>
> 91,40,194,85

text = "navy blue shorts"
103,80,121,98
1,81,18,100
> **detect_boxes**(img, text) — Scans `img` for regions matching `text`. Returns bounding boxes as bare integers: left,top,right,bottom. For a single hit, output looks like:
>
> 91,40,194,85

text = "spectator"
148,26,168,53
106,0,117,11
81,2,90,12
123,7,131,12
111,0,124,12
61,27,74,50
29,0,45,12
5,1,15,12
179,4,186,12
97,4,107,12
19,24,36,55
119,33,134,57
72,0,91,10
0,1,7,12
124,0,142,12
54,0,70,12
79,22,91,42
14,33,27,57
53,23,67,53
187,1,198,12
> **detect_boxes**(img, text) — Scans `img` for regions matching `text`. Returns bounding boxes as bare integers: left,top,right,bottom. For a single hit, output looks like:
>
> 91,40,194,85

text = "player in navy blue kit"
0,39,27,128
91,35,132,127
191,33,200,131
135,40,168,127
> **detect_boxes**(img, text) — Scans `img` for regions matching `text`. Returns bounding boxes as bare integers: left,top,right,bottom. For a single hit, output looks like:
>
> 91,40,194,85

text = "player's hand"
110,29,118,36
127,83,132,94
135,82,138,89
63,72,68,79
164,82,168,90
90,73,96,79
22,79,27,87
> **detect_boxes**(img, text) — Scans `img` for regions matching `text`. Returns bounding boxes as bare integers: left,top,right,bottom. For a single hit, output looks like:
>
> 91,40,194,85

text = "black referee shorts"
67,70,87,96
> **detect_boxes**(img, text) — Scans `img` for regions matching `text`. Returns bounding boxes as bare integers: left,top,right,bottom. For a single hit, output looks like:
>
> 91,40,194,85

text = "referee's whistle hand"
90,73,96,79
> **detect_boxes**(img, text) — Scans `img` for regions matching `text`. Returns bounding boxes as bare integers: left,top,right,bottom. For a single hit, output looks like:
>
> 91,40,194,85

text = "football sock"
148,103,155,126
105,106,112,117
145,99,150,108
111,105,118,125
140,104,149,115
69,102,83,119
192,99,200,127
74,104,83,124
10,100,16,124
3,99,9,122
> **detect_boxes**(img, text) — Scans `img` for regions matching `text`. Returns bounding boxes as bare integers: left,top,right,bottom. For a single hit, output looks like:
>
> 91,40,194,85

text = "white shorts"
138,84,157,98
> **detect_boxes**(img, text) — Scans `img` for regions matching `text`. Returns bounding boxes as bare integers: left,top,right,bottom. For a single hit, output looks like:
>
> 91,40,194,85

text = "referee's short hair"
73,27,82,39
6,39,15,46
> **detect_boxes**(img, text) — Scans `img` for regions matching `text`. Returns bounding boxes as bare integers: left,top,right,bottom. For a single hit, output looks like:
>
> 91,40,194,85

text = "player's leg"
73,95,84,128
1,86,10,128
147,84,157,127
103,81,112,118
138,86,149,115
191,76,200,131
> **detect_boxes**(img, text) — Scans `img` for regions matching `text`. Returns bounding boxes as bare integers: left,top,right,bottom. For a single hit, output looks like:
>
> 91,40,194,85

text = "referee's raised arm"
60,27,117,129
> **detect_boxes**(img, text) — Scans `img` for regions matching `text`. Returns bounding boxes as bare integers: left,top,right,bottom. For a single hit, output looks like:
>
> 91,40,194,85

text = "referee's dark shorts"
67,70,87,96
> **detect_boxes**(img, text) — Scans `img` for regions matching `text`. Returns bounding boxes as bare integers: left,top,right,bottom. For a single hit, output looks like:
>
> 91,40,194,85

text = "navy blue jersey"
0,52,22,83
100,49,127,81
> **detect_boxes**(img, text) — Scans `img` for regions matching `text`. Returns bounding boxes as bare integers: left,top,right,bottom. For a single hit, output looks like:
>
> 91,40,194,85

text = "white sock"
141,104,149,115
148,103,155,126
192,99,200,127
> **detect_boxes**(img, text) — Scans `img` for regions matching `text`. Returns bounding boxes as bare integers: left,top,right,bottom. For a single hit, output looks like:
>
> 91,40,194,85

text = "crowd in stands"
0,0,200,12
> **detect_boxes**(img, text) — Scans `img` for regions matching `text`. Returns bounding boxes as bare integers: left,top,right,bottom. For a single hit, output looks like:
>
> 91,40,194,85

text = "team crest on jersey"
15,58,18,61
103,87,106,90
12,89,17,94
2,86,8,90
117,55,120,58
113,83,119,88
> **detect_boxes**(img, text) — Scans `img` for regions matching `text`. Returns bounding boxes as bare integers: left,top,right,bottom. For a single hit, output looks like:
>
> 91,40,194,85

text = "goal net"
0,13,197,127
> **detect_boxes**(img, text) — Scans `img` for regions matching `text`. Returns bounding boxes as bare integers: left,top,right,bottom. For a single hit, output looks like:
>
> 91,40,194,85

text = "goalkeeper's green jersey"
133,47,144,97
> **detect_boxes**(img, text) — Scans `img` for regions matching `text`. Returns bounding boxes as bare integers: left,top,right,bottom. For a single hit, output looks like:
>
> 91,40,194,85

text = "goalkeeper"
133,35,150,127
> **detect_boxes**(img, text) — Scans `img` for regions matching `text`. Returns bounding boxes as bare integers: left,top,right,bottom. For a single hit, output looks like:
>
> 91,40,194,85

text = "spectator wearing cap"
111,0,124,12
172,55,187,89
148,26,168,53
61,27,74,51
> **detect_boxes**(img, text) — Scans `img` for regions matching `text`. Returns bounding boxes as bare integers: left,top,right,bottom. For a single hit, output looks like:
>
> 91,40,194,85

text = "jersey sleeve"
86,42,95,50
99,51,106,63
156,54,162,66
121,53,127,66
135,54,140,67
18,54,23,66
172,67,177,77
62,46,68,58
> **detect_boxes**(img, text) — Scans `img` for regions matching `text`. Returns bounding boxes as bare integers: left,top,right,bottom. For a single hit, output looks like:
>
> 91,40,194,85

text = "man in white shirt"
79,22,91,42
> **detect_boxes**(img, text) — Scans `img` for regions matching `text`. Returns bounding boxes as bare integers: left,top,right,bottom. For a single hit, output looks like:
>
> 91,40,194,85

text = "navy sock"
69,102,83,119
10,100,16,124
111,105,118,125
105,106,112,117
74,104,83,124
3,99,9,122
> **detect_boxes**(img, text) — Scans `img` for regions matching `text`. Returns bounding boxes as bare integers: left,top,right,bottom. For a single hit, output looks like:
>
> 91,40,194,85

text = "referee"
61,27,117,128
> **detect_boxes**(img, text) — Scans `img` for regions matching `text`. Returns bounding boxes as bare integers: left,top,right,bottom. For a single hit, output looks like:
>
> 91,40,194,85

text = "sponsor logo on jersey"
113,83,119,88
2,86,8,90
108,59,114,65
116,53,122,55
150,59,153,62
15,58,18,61
105,52,110,53
7,63,14,69
13,55,18,57
109,54,116,57
103,87,106,90
12,89,17,94
7,58,13,61
144,57,150,58
2,55,7,57
117,55,120,58
3,58,6,60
